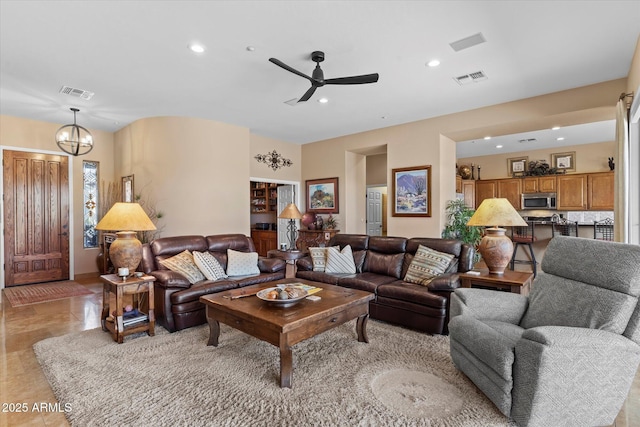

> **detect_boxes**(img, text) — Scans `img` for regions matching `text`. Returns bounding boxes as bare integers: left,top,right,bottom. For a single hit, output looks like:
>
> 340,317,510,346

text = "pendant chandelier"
55,107,94,156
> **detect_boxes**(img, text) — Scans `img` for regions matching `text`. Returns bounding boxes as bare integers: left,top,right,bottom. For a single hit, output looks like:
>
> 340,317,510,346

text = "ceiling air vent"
519,138,537,143
59,86,94,100
453,71,487,86
450,33,486,52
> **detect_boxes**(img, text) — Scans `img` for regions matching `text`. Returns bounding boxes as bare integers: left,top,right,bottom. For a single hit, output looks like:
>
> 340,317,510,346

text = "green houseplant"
441,199,482,263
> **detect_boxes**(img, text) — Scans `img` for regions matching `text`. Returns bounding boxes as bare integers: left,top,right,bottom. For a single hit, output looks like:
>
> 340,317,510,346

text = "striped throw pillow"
404,245,455,286
159,250,205,284
193,251,228,281
309,246,339,272
324,245,356,274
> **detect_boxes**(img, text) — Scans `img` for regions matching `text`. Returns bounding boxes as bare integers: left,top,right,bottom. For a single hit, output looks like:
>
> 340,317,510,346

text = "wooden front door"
3,150,70,286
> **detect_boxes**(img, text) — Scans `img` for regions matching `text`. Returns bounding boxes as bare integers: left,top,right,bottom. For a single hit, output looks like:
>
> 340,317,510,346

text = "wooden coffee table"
199,278,374,388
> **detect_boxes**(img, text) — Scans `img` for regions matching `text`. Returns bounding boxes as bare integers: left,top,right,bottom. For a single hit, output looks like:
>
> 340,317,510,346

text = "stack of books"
289,283,322,295
123,309,148,327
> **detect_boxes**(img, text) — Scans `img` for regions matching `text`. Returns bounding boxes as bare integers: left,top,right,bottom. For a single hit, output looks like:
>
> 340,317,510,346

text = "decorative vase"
108,231,143,272
478,228,513,275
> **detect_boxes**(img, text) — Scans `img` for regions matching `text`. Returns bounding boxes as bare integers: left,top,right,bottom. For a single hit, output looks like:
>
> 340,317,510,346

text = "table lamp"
95,202,157,273
278,203,303,252
466,198,527,275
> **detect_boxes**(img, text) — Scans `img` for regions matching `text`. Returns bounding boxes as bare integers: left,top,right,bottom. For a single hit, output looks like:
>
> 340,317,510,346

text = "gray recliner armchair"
449,236,640,427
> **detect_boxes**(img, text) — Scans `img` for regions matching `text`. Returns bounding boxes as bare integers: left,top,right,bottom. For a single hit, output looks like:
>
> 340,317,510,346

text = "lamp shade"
278,203,303,220
467,198,526,275
467,198,527,227
95,203,156,273
96,202,157,232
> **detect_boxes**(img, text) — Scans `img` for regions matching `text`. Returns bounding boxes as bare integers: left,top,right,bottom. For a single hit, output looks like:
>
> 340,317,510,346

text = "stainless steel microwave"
521,192,557,210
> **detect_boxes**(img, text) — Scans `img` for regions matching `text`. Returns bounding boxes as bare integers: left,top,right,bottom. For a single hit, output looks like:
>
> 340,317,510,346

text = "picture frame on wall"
507,156,528,177
306,177,339,213
551,151,576,173
122,175,134,203
391,165,432,217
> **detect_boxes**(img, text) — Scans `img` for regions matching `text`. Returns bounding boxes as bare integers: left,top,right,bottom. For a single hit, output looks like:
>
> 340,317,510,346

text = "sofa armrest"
296,256,313,271
427,273,460,292
450,288,528,323
149,270,191,289
258,257,286,273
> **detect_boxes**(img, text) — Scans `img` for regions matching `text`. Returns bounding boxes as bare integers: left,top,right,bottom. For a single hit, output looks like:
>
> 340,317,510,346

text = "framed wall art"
507,156,528,177
551,151,576,173
122,175,134,203
391,165,432,217
306,177,339,213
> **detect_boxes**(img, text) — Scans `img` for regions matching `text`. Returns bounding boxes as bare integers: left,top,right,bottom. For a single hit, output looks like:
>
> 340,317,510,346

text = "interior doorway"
366,185,387,236
249,177,300,250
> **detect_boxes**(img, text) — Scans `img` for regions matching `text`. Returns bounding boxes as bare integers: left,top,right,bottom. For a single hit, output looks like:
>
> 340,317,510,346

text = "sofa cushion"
325,245,357,274
193,251,228,281
337,272,395,293
226,249,260,276
364,251,405,279
376,282,447,308
160,250,205,284
404,244,455,286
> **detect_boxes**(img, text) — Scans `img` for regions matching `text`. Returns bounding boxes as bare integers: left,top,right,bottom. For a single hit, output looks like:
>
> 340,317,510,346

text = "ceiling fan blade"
269,58,314,82
325,73,379,85
298,86,317,103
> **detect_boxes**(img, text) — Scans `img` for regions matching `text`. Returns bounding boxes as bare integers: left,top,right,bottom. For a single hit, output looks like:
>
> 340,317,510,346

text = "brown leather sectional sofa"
140,234,286,332
296,234,475,334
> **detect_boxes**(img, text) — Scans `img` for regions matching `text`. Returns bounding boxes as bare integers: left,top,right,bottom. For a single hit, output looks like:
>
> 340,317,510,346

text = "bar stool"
594,218,614,241
510,221,537,277
552,218,579,237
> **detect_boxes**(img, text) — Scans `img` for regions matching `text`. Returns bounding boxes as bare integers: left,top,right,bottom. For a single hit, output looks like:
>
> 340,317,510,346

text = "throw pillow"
159,250,205,284
404,244,455,286
226,249,260,276
309,246,339,272
193,251,228,281
324,245,357,274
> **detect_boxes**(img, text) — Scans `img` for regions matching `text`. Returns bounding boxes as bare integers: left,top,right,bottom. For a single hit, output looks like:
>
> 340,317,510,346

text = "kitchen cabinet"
498,179,522,210
475,180,498,207
557,174,589,210
522,176,556,193
588,172,614,210
462,180,475,208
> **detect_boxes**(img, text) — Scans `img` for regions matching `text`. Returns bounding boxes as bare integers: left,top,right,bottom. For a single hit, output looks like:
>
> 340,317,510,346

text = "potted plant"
441,199,482,263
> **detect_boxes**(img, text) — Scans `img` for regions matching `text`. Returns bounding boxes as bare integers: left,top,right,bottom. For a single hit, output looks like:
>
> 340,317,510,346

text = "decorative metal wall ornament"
254,150,293,171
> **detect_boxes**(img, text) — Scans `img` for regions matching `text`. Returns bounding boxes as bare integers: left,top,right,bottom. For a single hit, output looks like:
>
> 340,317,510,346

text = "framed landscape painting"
392,165,432,217
306,177,339,213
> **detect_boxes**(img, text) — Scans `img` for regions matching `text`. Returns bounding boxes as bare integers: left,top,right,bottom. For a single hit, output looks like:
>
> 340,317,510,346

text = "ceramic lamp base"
478,227,513,275
108,231,142,273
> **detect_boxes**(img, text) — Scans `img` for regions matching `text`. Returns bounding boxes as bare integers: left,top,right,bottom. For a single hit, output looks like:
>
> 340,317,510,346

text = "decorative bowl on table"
256,285,308,308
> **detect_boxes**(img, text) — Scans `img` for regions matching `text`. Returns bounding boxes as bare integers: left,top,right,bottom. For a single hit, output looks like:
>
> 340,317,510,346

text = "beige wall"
366,153,387,185
628,35,640,94
115,116,254,238
302,79,627,239
0,115,116,278
250,133,302,183
458,140,616,180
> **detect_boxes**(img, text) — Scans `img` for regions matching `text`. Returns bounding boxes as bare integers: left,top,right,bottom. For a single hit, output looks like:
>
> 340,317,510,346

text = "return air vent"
450,33,486,52
59,86,94,100
519,138,537,143
453,71,487,86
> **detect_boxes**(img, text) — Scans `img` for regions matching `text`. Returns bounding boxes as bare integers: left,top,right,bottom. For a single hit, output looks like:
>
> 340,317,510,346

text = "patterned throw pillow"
309,246,339,272
324,245,357,274
193,251,228,281
226,249,260,277
159,250,205,284
404,245,455,286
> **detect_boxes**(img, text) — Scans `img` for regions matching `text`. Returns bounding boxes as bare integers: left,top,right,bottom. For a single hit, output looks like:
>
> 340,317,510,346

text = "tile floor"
0,277,638,427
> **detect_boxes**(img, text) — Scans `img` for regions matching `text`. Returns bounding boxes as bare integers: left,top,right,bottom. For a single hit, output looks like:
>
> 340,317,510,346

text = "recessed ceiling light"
484,136,491,140
318,97,328,104
188,43,206,54
557,137,565,141
246,46,255,52
495,145,503,148
551,126,560,130
381,116,387,119
427,59,440,67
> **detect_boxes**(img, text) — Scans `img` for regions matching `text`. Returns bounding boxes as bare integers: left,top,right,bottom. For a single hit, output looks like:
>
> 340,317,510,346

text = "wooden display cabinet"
250,181,280,213
296,229,340,253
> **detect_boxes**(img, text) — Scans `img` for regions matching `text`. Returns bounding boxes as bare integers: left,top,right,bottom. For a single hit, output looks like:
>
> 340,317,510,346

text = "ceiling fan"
269,51,379,103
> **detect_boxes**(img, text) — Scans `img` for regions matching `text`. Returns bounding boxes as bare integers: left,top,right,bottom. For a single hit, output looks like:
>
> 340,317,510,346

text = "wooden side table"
267,249,307,278
100,274,156,343
459,269,534,296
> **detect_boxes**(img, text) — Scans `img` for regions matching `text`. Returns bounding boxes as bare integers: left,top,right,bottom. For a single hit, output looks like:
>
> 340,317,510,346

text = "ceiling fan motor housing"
311,51,325,63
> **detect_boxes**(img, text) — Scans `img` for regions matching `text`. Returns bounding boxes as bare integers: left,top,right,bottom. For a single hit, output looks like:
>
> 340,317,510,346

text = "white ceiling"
1,1,638,146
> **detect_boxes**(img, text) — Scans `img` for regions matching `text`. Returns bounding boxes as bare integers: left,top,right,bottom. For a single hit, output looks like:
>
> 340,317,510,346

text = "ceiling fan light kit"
269,51,379,103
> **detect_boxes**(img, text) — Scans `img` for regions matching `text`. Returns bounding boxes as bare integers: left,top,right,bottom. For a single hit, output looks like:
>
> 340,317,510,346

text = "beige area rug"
34,320,515,427
3,281,93,307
